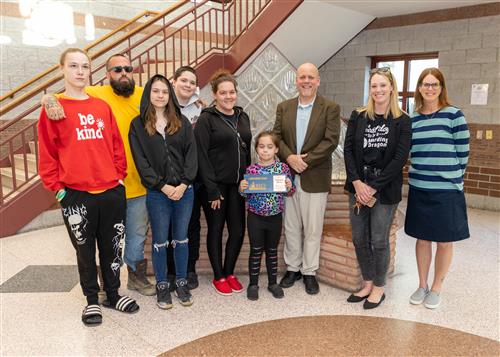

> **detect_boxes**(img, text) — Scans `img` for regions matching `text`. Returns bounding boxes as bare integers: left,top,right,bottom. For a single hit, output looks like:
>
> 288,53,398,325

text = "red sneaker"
212,278,232,296
226,275,243,293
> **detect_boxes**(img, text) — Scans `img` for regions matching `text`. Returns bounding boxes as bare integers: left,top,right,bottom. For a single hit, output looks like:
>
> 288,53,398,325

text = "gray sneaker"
409,286,429,305
424,291,441,309
175,279,193,307
156,282,173,310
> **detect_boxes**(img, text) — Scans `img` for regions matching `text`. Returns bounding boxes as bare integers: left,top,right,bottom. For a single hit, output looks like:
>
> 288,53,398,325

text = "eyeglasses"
108,66,133,73
420,82,441,89
370,67,391,74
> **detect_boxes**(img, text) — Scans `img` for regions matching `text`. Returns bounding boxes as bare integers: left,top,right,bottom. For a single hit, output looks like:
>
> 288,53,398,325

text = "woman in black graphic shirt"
344,67,411,309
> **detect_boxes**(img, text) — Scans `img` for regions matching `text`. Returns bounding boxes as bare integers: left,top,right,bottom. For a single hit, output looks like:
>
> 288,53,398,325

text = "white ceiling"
321,0,498,18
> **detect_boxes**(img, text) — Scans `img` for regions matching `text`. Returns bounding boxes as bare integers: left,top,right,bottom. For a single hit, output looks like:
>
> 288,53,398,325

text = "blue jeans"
146,187,194,284
124,195,149,271
349,194,397,287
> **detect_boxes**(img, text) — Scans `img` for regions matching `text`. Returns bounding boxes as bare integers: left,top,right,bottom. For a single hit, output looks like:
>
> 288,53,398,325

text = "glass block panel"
244,103,269,133
274,65,297,98
254,44,289,80
237,91,250,108
331,120,348,183
254,84,285,118
238,66,267,100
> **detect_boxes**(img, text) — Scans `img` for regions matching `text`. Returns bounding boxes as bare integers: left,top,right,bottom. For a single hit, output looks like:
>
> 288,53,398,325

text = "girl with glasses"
405,67,470,309
344,67,411,309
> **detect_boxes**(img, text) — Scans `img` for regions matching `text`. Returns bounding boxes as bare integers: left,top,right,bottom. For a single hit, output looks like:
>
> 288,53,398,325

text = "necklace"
423,108,439,120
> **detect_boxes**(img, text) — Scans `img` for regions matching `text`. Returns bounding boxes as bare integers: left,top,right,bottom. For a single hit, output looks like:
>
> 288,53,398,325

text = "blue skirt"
404,186,470,242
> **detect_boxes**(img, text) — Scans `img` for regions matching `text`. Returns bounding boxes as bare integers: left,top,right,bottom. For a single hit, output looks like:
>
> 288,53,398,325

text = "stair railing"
0,0,272,204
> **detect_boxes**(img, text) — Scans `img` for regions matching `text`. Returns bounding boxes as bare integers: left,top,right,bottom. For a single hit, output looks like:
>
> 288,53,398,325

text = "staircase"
0,0,303,237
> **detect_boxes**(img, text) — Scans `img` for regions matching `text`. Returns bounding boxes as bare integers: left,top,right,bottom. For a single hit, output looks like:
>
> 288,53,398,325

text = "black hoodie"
194,106,251,201
129,74,197,191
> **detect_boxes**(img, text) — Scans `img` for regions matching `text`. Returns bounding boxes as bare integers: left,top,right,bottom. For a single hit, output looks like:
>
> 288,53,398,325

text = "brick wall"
319,11,500,210
145,184,401,293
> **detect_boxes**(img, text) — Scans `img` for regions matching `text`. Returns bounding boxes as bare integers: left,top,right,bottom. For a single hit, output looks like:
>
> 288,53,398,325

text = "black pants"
167,184,203,276
61,186,126,304
247,212,282,285
200,183,245,280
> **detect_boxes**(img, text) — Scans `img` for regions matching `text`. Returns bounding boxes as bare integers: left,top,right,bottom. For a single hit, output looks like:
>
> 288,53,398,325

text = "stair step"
0,167,28,189
1,175,40,203
13,154,37,173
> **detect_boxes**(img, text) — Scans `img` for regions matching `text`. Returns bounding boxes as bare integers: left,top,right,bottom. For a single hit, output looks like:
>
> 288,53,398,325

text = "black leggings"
247,212,282,286
201,183,245,280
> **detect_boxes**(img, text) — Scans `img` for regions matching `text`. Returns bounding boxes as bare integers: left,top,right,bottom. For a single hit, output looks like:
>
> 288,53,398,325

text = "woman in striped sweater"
405,67,470,310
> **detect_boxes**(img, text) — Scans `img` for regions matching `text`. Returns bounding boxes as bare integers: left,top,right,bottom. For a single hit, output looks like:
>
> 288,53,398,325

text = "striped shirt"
409,106,470,192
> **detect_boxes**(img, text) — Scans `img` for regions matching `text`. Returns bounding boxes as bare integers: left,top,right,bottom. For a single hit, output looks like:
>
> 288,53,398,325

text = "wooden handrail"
0,10,160,102
0,0,193,118
86,1,190,66
0,0,256,124
1,0,275,207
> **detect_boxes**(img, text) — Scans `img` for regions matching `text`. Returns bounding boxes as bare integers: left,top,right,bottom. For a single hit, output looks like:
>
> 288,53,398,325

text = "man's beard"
110,77,136,97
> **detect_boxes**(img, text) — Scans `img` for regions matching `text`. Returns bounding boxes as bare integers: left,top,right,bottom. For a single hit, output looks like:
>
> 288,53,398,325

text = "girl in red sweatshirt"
38,48,139,327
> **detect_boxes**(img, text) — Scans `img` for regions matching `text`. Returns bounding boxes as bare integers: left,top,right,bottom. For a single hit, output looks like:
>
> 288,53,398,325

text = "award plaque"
243,174,287,193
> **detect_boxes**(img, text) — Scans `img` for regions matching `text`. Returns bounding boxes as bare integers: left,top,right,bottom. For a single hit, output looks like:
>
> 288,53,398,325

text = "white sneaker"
409,286,429,305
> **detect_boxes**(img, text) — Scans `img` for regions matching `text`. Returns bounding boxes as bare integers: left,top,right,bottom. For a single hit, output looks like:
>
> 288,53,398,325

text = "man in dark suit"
273,63,340,294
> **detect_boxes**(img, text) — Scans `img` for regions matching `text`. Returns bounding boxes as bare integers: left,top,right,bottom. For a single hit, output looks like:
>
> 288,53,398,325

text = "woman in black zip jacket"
129,74,197,309
194,70,252,296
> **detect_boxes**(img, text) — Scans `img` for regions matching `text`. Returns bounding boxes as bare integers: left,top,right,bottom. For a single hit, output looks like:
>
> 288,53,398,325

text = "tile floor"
1,206,499,356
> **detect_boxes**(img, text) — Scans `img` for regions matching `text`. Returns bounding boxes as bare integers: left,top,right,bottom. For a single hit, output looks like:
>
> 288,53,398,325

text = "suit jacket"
343,109,412,204
273,95,340,193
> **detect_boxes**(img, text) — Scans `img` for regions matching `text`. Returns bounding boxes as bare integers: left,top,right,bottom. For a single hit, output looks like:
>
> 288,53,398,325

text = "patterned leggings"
247,212,282,286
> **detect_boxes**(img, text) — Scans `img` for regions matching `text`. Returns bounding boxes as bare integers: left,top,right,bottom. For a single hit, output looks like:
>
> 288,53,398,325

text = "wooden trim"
367,2,500,29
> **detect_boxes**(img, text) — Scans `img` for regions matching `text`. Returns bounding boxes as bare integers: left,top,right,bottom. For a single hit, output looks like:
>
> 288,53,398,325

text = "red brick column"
144,183,399,291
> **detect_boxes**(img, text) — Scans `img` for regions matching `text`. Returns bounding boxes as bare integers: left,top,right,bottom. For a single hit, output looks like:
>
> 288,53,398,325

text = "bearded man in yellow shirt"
44,54,155,296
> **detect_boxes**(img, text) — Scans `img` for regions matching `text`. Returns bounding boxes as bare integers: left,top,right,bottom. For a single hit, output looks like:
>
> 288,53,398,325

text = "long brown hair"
144,76,181,136
414,67,450,113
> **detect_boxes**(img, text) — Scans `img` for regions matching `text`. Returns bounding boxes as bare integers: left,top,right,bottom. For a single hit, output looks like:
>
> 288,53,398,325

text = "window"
371,53,438,113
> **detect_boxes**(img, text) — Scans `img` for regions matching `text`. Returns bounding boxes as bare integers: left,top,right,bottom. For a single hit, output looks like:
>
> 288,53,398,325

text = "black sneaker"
279,271,302,288
247,284,259,301
167,275,176,292
267,284,284,299
156,282,173,310
303,275,320,295
187,271,199,290
175,279,193,307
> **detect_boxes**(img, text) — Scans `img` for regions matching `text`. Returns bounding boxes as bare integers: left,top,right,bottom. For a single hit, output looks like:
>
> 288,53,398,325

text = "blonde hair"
358,68,403,120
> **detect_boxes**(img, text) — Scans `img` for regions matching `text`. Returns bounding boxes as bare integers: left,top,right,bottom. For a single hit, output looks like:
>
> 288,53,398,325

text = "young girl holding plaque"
239,131,294,301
